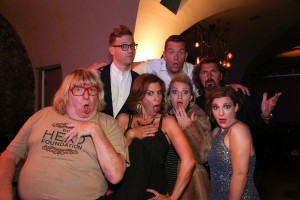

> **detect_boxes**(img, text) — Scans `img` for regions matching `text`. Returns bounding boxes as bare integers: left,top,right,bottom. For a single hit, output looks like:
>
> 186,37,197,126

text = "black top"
105,115,169,200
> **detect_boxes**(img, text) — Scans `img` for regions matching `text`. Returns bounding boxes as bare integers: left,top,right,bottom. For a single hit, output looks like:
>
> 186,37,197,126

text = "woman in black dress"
105,74,195,200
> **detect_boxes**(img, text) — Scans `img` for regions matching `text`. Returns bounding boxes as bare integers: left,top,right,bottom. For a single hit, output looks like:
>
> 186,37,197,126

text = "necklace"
136,117,155,127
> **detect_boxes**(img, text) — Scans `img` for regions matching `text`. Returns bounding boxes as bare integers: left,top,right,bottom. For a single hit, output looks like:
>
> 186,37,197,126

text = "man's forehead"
200,63,219,70
115,35,134,42
166,41,185,49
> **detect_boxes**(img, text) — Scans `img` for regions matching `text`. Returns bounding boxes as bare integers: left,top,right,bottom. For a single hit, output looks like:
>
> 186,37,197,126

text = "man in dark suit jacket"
101,63,139,117
89,25,139,118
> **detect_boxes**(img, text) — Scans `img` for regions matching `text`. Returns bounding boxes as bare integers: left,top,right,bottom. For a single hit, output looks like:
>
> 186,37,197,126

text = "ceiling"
180,0,300,84
0,0,299,86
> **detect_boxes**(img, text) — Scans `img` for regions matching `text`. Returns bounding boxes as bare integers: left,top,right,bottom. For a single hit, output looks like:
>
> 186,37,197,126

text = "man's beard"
205,79,217,91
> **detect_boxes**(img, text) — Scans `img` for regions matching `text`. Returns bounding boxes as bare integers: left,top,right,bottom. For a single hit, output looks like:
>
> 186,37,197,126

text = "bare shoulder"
116,113,130,129
161,115,181,135
162,115,177,123
230,121,251,138
117,113,129,120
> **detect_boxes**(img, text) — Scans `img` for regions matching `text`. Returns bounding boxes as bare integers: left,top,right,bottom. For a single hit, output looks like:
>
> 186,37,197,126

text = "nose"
173,53,178,60
83,90,90,99
177,92,183,99
207,72,212,79
219,108,224,116
154,93,160,101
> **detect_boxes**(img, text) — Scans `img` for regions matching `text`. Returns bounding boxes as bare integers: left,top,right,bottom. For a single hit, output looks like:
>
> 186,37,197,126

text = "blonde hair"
52,68,106,114
167,74,195,110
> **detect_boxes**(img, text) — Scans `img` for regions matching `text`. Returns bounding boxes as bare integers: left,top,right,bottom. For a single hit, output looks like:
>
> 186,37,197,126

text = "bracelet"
261,113,273,120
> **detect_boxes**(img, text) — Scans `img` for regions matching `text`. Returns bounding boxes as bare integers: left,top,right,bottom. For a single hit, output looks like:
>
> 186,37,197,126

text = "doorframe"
35,64,62,111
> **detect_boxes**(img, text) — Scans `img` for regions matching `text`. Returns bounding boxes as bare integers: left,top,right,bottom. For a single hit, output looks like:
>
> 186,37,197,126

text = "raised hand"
87,61,107,79
174,105,195,129
63,122,101,145
228,83,251,96
125,124,158,140
261,92,282,118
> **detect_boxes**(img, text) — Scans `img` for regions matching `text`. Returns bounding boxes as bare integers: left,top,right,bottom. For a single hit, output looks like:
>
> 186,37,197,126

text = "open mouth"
83,104,90,114
219,119,226,124
177,102,183,107
153,105,160,113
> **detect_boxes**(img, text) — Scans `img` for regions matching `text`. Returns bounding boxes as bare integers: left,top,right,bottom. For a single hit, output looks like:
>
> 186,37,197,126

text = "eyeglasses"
112,43,138,51
69,86,99,96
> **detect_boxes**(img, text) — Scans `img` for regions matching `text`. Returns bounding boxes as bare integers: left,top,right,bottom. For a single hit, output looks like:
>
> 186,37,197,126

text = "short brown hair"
127,74,166,114
109,25,133,45
164,35,187,51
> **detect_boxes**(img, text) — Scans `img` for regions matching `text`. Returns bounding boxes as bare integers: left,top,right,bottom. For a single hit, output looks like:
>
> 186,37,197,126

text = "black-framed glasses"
112,43,138,51
69,86,99,96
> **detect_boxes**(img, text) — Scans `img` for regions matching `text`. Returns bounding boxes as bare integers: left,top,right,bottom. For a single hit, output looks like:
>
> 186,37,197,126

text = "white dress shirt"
133,58,198,95
110,63,132,118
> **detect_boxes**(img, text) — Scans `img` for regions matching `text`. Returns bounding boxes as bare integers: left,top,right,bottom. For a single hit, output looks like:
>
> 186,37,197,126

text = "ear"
162,51,166,60
108,46,114,55
234,104,239,112
190,95,193,102
184,51,188,61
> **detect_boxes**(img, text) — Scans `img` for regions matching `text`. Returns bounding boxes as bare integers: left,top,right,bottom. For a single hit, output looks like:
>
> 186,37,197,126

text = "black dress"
106,115,170,200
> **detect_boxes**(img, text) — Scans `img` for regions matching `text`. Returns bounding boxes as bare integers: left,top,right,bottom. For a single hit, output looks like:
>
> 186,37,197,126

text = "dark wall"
0,14,34,140
252,74,300,125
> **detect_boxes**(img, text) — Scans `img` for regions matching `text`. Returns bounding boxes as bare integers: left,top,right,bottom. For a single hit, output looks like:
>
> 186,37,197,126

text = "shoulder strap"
127,114,134,129
158,115,165,129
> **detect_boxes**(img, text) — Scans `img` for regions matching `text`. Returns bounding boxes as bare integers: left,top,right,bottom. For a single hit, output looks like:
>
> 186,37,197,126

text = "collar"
111,62,131,75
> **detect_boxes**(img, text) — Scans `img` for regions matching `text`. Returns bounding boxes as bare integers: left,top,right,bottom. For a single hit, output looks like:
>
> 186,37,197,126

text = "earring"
137,103,142,114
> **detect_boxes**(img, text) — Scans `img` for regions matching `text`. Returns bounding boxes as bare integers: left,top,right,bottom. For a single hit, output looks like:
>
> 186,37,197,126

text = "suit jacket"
100,63,139,118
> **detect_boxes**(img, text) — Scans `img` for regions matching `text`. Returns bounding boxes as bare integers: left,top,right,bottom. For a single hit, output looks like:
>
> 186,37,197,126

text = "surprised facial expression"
163,41,188,74
66,85,98,120
199,63,222,91
211,96,238,130
109,35,136,67
169,82,193,110
141,82,163,116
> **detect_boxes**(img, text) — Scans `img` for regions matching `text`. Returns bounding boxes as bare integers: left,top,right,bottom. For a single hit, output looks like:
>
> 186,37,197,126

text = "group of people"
0,24,281,200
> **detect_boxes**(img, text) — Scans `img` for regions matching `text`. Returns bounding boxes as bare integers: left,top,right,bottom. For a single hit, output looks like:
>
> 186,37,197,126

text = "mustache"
205,79,216,84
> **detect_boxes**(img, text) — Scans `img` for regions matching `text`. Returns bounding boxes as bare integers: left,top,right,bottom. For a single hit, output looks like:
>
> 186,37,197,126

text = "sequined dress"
207,121,260,200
